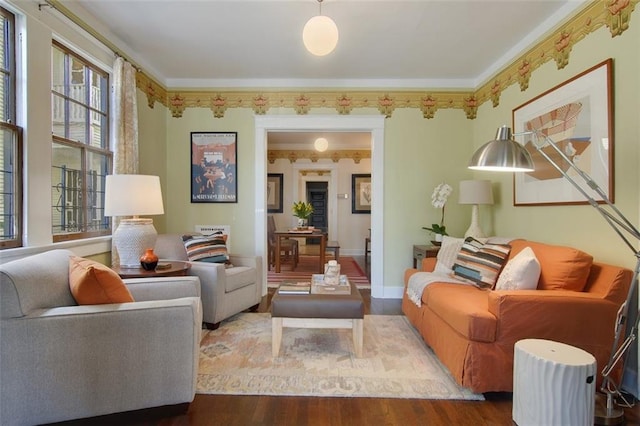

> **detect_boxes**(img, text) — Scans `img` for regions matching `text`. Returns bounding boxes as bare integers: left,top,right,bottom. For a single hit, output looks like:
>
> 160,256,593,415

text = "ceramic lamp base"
113,218,158,268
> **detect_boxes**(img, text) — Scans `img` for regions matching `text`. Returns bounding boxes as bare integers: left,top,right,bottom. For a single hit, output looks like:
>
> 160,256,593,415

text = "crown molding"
57,0,634,120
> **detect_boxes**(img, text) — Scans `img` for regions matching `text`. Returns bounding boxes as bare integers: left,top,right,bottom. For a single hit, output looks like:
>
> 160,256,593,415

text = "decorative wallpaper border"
267,149,371,164
135,0,637,120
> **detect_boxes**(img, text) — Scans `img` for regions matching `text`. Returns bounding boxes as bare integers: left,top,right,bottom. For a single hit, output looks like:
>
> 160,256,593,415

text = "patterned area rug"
268,256,370,289
197,313,483,400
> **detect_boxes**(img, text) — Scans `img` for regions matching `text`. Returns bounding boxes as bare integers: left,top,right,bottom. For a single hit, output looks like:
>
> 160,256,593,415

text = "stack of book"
278,282,311,294
311,274,351,295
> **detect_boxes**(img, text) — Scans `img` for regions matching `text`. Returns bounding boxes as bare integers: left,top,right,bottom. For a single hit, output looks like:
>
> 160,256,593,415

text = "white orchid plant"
422,183,453,236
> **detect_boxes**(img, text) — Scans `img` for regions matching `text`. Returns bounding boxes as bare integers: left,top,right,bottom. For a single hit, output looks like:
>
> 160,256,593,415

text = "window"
0,7,21,249
51,41,111,241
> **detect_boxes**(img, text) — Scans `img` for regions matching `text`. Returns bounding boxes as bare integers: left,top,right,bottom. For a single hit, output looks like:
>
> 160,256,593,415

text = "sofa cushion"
509,240,593,292
183,233,229,263
495,246,541,290
425,283,496,342
434,236,465,275
452,237,511,289
224,266,257,292
68,256,134,305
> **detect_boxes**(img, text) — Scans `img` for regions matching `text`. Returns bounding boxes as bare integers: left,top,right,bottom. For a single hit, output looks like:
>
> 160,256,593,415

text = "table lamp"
458,179,494,239
104,174,165,268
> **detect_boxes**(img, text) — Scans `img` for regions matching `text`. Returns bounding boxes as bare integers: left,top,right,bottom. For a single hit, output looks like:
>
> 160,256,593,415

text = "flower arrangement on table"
422,183,452,241
292,201,314,228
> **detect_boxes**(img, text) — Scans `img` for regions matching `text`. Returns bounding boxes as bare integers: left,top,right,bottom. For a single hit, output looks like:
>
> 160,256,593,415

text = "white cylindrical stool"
513,339,596,426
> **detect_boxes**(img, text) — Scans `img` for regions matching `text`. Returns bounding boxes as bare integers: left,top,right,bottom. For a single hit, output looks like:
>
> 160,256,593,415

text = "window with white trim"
51,41,111,241
0,7,22,249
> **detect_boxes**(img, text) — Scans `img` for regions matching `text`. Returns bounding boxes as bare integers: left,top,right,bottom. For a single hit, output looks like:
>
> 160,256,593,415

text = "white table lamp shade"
105,175,165,268
104,175,164,217
458,180,494,205
458,180,494,239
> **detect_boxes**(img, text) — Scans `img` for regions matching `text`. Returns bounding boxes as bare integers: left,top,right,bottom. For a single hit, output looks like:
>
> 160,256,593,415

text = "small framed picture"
352,174,371,214
191,132,238,203
267,173,283,213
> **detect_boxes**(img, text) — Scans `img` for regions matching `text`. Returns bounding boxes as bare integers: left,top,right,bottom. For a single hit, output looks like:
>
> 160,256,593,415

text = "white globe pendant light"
314,137,329,152
303,0,339,56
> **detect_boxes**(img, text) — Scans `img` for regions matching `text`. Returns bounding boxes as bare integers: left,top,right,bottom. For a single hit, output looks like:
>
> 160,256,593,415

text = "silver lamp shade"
469,125,534,172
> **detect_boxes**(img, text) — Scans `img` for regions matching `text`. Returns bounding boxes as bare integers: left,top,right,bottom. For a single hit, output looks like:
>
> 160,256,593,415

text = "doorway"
306,181,328,244
254,115,386,298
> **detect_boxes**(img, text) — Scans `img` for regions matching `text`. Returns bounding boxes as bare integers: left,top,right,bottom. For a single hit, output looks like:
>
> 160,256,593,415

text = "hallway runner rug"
267,256,370,289
197,313,483,400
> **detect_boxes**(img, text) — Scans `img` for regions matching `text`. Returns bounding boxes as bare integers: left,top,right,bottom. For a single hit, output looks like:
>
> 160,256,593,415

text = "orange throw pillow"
509,240,593,292
69,256,134,304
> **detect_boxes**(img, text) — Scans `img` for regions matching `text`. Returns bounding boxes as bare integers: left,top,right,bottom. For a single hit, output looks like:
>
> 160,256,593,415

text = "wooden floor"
53,254,640,426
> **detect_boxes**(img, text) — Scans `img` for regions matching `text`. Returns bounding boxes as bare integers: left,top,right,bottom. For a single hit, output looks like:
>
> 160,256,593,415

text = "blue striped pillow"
183,233,229,263
452,237,511,289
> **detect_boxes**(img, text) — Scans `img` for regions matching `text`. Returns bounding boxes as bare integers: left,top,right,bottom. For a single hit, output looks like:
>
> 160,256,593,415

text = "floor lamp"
469,125,639,425
104,175,165,268
458,180,494,239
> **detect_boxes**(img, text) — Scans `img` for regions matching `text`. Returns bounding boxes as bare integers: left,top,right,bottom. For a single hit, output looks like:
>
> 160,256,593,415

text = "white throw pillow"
434,236,465,276
495,246,541,290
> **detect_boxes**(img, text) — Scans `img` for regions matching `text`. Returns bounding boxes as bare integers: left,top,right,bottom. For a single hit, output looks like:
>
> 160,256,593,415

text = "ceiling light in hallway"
314,137,329,152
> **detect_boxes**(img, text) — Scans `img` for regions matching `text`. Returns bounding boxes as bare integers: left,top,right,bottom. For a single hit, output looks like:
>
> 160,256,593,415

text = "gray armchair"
0,249,202,426
154,233,263,329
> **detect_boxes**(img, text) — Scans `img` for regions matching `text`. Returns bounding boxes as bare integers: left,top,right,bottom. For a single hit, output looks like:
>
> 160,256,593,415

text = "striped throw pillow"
452,237,511,289
183,233,229,263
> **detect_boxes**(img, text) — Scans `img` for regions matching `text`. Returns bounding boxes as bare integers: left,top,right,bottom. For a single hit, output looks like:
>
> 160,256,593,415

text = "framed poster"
352,174,371,214
267,173,283,213
512,59,613,206
191,132,238,203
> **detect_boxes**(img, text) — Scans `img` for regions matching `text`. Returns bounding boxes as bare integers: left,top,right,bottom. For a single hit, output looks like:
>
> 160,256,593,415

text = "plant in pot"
292,201,314,229
422,182,452,244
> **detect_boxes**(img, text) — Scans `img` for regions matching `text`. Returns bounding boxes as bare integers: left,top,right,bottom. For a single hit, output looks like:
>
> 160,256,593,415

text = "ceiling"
63,0,584,90
57,0,584,149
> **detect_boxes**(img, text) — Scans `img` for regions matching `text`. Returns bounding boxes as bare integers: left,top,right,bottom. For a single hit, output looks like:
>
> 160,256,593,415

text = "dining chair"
267,215,299,270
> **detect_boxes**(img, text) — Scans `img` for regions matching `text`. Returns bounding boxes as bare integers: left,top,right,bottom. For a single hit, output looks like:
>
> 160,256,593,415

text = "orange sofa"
402,239,633,394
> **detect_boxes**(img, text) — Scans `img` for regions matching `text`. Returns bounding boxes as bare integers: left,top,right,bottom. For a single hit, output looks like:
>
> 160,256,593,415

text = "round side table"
112,261,190,279
513,338,596,426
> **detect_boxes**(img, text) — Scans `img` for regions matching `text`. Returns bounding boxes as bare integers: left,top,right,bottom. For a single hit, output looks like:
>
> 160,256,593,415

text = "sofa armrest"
228,254,258,268
421,257,437,272
1,297,202,425
488,290,620,345
187,261,226,322
124,276,201,301
404,258,437,287
230,255,263,298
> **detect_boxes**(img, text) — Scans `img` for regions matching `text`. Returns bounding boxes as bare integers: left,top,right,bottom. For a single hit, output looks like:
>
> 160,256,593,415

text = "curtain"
110,56,139,266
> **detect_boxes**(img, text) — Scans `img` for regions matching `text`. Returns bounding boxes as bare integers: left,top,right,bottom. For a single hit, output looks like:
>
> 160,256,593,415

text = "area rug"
267,256,370,289
197,313,483,400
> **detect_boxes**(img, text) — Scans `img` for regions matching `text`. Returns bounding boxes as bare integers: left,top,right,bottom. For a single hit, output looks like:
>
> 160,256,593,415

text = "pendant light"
303,0,339,56
314,137,329,152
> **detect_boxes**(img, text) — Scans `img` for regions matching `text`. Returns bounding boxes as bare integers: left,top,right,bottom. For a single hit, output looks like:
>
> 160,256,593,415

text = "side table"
513,339,596,426
413,244,440,268
112,261,191,279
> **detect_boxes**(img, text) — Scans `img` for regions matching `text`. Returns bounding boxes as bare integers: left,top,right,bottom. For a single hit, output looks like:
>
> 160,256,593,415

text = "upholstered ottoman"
271,281,365,357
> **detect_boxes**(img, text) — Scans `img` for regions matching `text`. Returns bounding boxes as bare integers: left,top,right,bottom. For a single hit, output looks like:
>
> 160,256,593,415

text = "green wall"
471,22,640,269
136,16,640,294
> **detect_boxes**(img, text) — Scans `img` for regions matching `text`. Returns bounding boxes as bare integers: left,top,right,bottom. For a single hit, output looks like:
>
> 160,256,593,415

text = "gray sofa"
154,233,262,328
0,249,203,426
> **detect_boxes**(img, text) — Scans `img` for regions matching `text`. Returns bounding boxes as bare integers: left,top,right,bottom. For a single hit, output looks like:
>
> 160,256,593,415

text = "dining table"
274,229,327,273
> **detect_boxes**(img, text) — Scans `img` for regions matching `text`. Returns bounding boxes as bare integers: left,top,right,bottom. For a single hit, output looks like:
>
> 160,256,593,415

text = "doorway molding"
292,162,337,241
254,115,385,298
